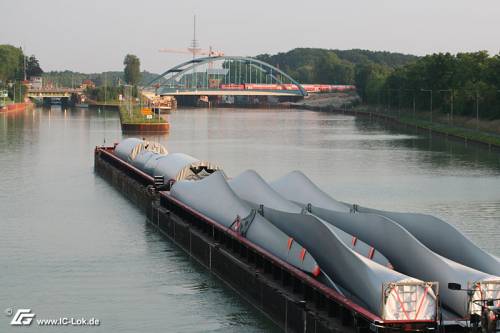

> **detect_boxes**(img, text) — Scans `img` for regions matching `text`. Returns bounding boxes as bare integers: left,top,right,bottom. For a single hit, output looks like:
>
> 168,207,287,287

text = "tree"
26,55,43,78
0,45,24,83
123,54,141,85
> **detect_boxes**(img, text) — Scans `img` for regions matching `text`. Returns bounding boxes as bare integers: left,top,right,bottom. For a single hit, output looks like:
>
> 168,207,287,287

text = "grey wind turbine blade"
269,170,351,212
356,207,500,276
310,205,497,317
170,171,320,276
261,206,437,320
229,169,392,267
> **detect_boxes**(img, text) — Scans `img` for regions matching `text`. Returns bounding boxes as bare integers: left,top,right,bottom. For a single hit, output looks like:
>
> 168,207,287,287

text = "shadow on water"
353,116,500,173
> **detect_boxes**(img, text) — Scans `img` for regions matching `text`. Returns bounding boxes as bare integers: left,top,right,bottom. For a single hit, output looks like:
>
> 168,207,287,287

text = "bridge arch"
147,56,307,97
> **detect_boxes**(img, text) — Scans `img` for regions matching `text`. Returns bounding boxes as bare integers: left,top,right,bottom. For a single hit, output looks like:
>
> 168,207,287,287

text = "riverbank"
361,105,500,148
119,105,169,133
291,92,360,109
295,103,500,151
89,101,120,108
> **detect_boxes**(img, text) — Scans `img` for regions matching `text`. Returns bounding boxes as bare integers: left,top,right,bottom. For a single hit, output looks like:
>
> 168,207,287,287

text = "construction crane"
158,15,224,58
158,46,224,58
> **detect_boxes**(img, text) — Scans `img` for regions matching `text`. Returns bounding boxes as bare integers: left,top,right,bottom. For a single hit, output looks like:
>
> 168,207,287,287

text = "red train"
219,83,356,93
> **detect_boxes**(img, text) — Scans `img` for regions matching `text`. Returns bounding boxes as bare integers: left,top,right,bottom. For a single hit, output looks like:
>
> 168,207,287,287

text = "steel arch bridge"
147,56,307,97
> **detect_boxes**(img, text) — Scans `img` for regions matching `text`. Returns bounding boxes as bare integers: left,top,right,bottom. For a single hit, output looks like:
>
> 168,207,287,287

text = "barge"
94,140,500,333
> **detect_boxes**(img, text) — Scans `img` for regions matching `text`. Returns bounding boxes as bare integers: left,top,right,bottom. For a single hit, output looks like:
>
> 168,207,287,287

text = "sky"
1,0,499,74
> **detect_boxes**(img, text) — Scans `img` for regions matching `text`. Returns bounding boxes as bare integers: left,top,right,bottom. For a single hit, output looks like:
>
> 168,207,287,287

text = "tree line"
257,48,417,85
258,48,500,120
0,44,43,102
366,51,500,119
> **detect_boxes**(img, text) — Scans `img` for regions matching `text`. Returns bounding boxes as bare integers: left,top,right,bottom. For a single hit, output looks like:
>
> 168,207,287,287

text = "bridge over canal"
27,87,84,105
146,56,308,105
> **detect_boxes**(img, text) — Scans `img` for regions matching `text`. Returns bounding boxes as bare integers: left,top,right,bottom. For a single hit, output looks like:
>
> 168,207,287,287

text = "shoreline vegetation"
294,94,500,148
355,105,500,147
118,104,169,133
119,105,167,124
263,48,500,148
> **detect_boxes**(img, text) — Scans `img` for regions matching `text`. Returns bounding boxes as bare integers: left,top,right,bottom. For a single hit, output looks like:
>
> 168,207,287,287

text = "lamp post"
465,89,481,131
388,88,401,117
104,72,107,106
404,89,416,120
497,90,500,116
475,90,479,130
124,84,132,119
377,90,381,113
385,89,390,113
439,89,454,124
421,89,433,123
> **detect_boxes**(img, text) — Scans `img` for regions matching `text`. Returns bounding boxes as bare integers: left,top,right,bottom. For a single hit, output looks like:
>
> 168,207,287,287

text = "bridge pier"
42,97,52,106
60,97,71,108
175,95,200,107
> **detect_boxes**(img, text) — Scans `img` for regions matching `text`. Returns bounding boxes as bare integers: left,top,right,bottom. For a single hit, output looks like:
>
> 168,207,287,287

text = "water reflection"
0,106,498,333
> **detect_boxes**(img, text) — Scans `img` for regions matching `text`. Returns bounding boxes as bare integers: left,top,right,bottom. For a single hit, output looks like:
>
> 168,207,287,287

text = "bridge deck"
158,89,303,97
27,88,83,98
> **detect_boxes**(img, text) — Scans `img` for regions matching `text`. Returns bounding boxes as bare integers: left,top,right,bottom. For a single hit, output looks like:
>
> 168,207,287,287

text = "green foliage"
7,81,26,103
86,86,123,102
381,51,500,119
0,45,24,83
256,48,416,85
263,48,500,120
26,55,43,78
119,105,166,124
123,54,141,85
43,70,159,88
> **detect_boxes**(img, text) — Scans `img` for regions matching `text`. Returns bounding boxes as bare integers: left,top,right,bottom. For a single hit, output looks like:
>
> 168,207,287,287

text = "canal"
1,106,499,332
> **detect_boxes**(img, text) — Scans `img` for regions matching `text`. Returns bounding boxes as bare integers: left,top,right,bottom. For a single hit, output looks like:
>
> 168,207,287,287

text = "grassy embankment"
119,105,167,125
92,100,121,106
355,105,500,146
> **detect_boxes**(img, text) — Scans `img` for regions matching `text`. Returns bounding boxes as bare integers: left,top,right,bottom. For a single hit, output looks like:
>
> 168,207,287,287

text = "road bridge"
27,88,84,99
26,88,84,106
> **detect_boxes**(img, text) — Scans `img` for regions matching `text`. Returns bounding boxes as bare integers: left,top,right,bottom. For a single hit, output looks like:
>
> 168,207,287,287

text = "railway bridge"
146,56,308,106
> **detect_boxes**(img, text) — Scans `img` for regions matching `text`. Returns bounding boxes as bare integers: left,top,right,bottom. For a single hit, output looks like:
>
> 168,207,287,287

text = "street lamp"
475,91,479,130
497,90,500,116
421,89,433,123
439,89,454,124
385,89,390,113
404,89,416,119
123,84,133,119
389,88,401,117
465,89,481,130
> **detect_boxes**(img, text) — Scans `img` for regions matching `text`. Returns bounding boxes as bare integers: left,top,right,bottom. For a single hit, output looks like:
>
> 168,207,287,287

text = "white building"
30,77,43,89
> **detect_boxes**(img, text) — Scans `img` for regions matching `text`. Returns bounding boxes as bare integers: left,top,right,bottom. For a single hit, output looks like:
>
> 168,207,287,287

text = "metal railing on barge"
95,146,440,333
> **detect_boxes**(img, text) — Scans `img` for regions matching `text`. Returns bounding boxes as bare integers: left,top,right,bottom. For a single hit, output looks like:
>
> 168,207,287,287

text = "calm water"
1,106,499,332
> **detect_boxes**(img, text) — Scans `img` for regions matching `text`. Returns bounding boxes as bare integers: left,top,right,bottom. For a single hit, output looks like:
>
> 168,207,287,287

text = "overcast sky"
1,0,499,73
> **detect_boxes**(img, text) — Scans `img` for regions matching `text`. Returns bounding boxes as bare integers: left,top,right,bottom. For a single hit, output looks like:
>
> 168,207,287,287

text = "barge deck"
94,146,468,333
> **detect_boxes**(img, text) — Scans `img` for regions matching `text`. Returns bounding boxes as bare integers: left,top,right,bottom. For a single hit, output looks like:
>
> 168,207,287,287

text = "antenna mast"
190,15,198,60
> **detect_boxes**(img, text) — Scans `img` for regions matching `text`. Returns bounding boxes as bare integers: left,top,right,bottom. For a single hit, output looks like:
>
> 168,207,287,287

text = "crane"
158,15,224,58
158,46,224,58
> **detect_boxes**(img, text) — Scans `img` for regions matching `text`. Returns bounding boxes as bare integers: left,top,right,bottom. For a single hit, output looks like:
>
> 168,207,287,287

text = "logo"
10,309,35,326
